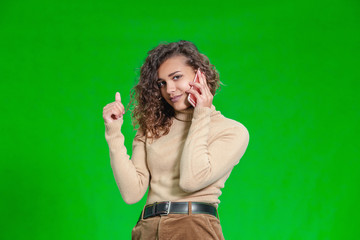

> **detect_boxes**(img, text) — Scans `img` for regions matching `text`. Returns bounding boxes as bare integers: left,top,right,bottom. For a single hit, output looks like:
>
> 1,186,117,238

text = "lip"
170,94,182,103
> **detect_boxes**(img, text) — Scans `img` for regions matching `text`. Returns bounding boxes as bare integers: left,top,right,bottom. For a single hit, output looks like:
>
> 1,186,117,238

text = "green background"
1,0,359,239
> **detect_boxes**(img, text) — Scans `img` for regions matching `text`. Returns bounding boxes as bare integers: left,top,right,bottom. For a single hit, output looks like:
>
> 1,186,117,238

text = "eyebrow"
157,71,181,81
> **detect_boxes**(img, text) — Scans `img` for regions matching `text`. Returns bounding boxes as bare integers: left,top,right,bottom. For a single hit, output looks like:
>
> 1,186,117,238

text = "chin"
170,101,191,111
165,94,192,111
173,104,188,111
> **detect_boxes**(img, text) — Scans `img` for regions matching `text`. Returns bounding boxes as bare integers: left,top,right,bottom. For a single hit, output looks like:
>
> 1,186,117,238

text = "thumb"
115,92,121,102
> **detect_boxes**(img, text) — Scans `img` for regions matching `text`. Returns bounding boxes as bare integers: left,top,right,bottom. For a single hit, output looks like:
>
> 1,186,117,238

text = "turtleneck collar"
174,105,216,122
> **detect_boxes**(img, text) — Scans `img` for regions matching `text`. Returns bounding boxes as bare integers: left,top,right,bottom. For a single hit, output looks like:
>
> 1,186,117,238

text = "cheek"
179,79,191,91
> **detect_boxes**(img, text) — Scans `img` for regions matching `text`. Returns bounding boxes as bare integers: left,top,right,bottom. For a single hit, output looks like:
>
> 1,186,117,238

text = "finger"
110,103,124,116
115,92,121,102
199,71,212,95
189,82,203,94
103,105,114,113
104,106,120,116
107,107,123,120
197,72,209,95
115,102,125,114
198,70,205,85
113,108,124,118
186,88,202,100
103,102,122,112
105,102,123,114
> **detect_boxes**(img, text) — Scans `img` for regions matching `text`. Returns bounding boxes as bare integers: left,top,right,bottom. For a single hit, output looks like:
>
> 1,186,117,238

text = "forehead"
158,55,191,76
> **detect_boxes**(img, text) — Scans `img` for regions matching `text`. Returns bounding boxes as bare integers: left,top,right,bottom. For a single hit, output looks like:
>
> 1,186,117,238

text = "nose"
166,81,176,94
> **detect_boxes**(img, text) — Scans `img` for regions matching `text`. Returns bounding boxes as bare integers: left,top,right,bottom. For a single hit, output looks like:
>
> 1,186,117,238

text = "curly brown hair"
129,40,221,139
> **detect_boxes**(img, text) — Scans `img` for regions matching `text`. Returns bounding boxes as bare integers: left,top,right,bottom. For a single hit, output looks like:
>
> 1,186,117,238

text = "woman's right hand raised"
103,92,125,124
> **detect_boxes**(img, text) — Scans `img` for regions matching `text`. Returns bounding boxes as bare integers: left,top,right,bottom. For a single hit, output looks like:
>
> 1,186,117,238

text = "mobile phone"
187,68,201,107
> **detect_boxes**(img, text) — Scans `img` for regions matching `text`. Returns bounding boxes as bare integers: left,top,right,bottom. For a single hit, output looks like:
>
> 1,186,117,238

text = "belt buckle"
159,201,172,216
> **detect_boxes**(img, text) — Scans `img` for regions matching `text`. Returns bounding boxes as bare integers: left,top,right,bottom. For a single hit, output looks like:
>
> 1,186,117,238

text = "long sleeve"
179,107,249,192
105,119,149,204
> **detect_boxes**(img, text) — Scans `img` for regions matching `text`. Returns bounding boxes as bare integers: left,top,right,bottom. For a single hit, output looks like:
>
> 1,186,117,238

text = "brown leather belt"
138,201,218,221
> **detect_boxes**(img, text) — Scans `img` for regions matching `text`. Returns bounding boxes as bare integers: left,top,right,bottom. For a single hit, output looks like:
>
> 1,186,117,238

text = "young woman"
103,40,249,239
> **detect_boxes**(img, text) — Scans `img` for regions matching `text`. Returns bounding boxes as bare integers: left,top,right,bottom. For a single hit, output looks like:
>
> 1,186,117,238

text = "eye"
173,75,182,80
157,81,166,88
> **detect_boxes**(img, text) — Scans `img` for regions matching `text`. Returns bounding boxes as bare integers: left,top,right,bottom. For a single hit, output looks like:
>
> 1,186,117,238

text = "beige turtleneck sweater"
104,105,249,208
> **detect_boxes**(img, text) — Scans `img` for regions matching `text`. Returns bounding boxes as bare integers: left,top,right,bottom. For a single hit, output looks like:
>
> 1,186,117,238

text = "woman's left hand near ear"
186,71,213,108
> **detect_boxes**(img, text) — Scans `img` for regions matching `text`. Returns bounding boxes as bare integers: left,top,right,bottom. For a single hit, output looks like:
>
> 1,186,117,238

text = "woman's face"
157,55,196,111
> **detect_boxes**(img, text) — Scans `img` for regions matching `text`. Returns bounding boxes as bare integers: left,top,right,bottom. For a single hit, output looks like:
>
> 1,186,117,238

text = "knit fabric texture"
104,105,249,207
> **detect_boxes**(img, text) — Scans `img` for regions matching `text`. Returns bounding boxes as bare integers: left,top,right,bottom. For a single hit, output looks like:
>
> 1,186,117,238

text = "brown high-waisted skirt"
131,210,225,240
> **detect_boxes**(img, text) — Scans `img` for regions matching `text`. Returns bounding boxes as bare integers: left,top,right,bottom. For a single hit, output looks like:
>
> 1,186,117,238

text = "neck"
174,107,195,122
174,105,216,122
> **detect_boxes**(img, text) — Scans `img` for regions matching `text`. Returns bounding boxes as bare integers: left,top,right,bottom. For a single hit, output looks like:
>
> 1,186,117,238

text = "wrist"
104,118,124,133
193,105,212,119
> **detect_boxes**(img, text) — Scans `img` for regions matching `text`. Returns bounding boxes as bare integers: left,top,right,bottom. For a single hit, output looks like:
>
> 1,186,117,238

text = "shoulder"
209,108,249,143
134,128,147,143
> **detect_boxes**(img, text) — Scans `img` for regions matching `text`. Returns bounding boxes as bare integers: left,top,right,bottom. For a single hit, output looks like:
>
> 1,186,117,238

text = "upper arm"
179,119,250,192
